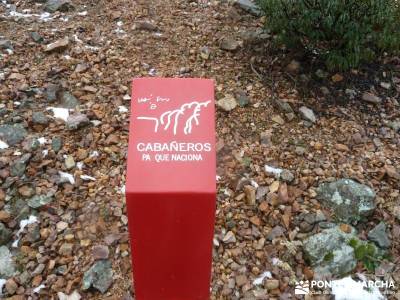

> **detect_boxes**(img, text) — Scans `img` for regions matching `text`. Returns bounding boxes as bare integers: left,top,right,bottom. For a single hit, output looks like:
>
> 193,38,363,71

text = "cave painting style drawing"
137,100,211,135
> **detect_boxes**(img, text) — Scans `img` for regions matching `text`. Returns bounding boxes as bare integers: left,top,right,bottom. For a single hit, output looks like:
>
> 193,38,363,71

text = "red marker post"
126,78,216,299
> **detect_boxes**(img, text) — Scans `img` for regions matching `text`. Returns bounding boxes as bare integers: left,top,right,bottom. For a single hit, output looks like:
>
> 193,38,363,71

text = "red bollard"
126,78,216,300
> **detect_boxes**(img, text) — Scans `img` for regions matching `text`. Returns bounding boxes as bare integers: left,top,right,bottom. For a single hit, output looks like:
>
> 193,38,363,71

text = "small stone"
82,260,113,294
0,246,16,278
52,136,63,152
134,21,158,31
286,60,300,73
368,222,391,248
44,37,69,52
5,278,18,295
362,92,381,104
220,38,239,51
244,185,256,205
235,0,261,16
334,143,349,152
299,106,317,123
92,245,109,260
222,231,236,244
56,221,68,232
0,211,11,222
75,63,88,73
0,39,12,50
66,113,90,130
200,46,211,60
44,84,61,102
18,185,34,197
217,94,237,112
273,98,294,114
64,155,75,169
59,243,74,256
236,90,249,107
32,112,49,125
235,274,247,287
60,91,79,108
10,161,26,177
295,146,306,156
30,32,43,43
0,223,12,245
280,169,294,183
0,124,27,146
385,165,400,180
44,0,74,12
27,195,53,208
266,225,285,241
380,82,391,89
265,279,279,290
331,74,343,82
272,115,285,125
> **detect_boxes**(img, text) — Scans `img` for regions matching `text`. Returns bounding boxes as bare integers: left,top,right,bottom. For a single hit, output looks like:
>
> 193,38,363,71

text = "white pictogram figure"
137,100,211,135
295,281,310,295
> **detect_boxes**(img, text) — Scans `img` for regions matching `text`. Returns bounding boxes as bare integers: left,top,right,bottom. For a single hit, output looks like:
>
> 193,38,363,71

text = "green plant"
348,238,389,271
256,0,400,70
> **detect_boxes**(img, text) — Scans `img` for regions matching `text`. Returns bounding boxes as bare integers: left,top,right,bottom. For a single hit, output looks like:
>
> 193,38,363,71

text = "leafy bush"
256,0,400,70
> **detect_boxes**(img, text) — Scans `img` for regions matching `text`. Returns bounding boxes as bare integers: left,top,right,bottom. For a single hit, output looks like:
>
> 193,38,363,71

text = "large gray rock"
0,246,16,278
44,0,74,12
303,226,357,277
316,179,376,223
0,223,12,246
368,222,391,248
299,106,317,123
0,124,27,146
82,260,113,294
235,0,261,16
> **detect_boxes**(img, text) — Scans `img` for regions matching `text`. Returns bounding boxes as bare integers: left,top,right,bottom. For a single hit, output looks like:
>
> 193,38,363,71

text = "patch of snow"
80,175,96,181
46,107,70,122
58,171,75,184
76,162,84,170
331,276,385,300
13,150,22,156
148,68,157,76
33,284,45,294
90,120,102,126
13,215,38,248
77,11,87,16
216,175,221,182
265,165,283,175
0,140,8,149
58,290,81,300
42,149,48,158
37,137,47,145
5,49,13,55
118,106,128,113
123,94,131,101
89,151,99,158
63,55,72,60
84,45,99,51
0,278,6,296
253,271,272,285
250,180,259,188
120,185,126,195
73,34,83,43
271,257,281,265
14,101,21,106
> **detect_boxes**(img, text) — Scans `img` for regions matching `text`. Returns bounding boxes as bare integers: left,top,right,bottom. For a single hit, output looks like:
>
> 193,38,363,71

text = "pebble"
299,106,317,123
66,113,90,130
92,245,110,260
64,155,75,170
44,37,69,52
219,38,239,51
362,92,381,104
217,94,237,112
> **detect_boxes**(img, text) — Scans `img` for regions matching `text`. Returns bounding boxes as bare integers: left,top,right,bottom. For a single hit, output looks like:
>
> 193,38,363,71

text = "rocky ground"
0,0,400,299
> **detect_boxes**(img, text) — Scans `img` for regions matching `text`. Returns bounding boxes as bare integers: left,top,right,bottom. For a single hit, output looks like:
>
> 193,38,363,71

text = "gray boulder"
316,179,376,223
303,226,357,277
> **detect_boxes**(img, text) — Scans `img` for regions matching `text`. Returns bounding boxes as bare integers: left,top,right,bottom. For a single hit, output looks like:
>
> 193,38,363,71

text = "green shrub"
256,0,400,70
